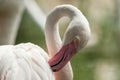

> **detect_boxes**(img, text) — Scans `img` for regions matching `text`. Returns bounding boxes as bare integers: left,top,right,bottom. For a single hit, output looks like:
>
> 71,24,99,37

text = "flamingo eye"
72,36,80,49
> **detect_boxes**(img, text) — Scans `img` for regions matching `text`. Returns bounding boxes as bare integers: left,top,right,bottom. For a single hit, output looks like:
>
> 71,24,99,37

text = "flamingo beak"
48,37,79,72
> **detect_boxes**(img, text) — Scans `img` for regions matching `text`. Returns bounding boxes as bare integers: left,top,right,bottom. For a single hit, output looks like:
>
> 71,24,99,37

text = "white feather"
0,43,54,80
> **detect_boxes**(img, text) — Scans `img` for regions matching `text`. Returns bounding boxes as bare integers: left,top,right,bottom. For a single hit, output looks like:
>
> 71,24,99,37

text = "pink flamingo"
0,4,91,80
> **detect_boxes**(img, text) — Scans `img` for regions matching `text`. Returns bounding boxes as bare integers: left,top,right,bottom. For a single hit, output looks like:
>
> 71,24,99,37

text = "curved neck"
45,5,90,80
45,5,83,80
45,5,80,56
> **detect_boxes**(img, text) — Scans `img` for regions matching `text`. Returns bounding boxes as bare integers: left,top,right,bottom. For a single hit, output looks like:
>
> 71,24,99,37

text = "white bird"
0,4,91,80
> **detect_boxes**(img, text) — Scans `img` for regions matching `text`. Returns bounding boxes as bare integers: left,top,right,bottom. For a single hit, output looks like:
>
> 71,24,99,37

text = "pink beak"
48,40,77,72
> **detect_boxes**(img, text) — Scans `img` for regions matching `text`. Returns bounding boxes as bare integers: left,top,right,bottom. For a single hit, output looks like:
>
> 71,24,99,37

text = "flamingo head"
48,16,91,72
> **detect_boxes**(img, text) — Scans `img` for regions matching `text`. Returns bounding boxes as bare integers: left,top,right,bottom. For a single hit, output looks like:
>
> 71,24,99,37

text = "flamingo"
0,4,91,80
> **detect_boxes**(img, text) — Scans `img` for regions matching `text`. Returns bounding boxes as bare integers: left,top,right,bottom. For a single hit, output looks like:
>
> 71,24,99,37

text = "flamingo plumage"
0,4,91,80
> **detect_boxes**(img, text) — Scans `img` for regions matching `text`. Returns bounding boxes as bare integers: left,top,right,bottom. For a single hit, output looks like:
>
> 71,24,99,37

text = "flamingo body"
0,43,54,80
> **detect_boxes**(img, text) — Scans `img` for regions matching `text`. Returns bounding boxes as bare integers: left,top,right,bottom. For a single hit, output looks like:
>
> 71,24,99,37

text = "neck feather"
45,5,80,56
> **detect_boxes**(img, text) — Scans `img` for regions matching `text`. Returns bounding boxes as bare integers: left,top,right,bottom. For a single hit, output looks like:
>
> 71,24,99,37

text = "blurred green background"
15,0,120,80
